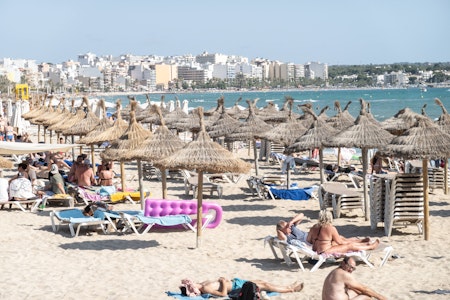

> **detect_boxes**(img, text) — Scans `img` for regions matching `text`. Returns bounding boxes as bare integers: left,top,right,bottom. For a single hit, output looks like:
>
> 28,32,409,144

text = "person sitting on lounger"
179,277,303,297
74,158,96,187
307,210,379,255
276,213,308,245
82,201,113,216
37,164,66,198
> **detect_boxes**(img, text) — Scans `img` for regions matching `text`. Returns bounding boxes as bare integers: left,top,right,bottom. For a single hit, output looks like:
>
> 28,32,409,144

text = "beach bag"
237,281,261,300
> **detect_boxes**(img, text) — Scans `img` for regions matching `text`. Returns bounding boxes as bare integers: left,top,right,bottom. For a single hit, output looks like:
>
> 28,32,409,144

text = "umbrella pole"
319,147,324,184
162,168,168,199
44,127,47,143
37,125,40,143
71,135,75,161
337,147,341,166
253,139,259,176
196,170,204,248
423,159,430,240
137,159,145,210
90,145,96,175
120,161,126,192
445,159,448,195
362,147,369,221
49,129,52,144
287,168,291,190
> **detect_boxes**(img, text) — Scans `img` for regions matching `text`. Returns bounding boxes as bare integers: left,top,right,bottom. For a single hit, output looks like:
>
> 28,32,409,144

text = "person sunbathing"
306,210,379,254
179,277,303,297
276,213,308,245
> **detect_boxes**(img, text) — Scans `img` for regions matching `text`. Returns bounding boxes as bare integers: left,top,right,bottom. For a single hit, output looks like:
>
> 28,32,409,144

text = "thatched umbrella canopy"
62,97,101,137
154,106,251,247
48,103,85,134
326,101,356,166
324,99,394,220
226,97,245,119
327,101,355,130
22,94,47,120
204,96,224,117
163,99,188,131
380,107,422,136
260,99,307,147
120,96,145,121
225,99,272,176
379,115,450,240
286,106,339,185
257,101,287,124
125,105,186,201
78,99,113,173
433,98,450,193
32,97,63,125
206,98,240,139
141,95,170,126
135,94,153,122
94,100,129,143
0,156,14,169
296,103,315,128
101,100,152,193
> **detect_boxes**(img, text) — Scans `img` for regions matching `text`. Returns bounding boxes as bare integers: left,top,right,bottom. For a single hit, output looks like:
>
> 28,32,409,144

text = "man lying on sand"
179,277,303,297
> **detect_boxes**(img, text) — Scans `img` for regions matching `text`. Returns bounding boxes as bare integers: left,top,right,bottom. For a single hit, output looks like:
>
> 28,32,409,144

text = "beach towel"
269,186,316,200
166,291,279,299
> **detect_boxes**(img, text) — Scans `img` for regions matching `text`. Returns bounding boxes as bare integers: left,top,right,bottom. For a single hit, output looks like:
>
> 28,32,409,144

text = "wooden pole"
196,170,204,248
362,147,369,221
253,139,259,176
423,159,430,240
445,159,448,195
162,168,168,199
137,160,145,210
120,161,126,192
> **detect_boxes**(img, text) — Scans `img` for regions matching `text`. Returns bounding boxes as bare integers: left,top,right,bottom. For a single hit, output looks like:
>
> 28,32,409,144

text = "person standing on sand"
307,210,380,254
322,257,386,300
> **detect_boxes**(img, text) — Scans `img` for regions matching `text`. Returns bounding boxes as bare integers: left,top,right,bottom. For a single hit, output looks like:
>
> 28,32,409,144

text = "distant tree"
409,76,418,84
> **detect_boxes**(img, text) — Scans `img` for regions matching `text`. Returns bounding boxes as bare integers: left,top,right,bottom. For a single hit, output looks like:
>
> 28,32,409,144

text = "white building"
305,62,328,80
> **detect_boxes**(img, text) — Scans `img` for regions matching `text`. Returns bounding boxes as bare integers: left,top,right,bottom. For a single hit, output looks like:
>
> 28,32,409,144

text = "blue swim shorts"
231,278,247,290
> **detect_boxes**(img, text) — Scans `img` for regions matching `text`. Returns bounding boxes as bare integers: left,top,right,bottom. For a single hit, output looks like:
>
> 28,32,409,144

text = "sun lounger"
264,235,393,272
0,198,42,212
50,208,113,237
118,212,203,235
319,182,364,218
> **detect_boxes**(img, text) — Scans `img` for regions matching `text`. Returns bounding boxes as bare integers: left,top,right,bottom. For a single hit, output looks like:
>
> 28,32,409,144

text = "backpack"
237,281,261,300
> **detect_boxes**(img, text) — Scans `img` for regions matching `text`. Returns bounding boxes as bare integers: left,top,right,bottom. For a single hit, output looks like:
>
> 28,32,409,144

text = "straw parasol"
256,101,288,124
286,106,339,185
433,98,450,193
21,94,47,120
94,100,129,143
124,105,185,201
206,97,240,139
101,100,152,193
62,97,100,137
226,97,245,119
379,114,450,240
154,106,251,247
163,99,188,131
225,99,272,176
380,107,423,136
326,101,356,166
0,156,14,169
324,99,394,220
78,99,113,173
260,99,307,188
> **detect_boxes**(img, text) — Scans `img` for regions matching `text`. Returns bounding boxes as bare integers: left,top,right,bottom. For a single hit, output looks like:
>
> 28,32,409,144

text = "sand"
0,135,449,300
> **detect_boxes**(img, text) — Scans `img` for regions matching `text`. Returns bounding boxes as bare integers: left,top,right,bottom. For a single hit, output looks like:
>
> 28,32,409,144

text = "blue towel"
269,187,315,200
166,291,279,299
138,215,192,226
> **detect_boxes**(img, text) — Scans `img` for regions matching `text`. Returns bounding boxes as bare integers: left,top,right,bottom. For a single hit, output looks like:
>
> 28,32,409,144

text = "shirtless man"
74,158,95,187
180,277,303,297
322,257,386,300
307,211,379,254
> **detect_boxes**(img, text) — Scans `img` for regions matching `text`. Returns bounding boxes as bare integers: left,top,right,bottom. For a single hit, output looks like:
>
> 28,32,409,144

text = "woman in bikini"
306,210,379,254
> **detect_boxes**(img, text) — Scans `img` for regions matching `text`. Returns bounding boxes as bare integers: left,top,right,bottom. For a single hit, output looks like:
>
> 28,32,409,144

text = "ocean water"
103,87,450,122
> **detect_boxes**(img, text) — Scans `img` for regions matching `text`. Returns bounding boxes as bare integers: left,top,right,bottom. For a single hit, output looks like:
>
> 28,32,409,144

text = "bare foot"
290,281,304,292
369,239,380,249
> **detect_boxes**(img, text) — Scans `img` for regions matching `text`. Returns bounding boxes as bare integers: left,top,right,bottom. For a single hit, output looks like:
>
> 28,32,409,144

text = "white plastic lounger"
264,235,393,272
50,209,112,237
119,212,214,235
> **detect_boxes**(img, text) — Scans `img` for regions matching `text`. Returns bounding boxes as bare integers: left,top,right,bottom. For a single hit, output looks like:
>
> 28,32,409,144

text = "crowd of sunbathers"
174,211,385,299
2,137,116,203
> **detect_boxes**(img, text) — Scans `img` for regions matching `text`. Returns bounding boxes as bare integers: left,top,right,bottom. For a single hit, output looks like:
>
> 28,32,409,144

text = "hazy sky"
1,0,449,65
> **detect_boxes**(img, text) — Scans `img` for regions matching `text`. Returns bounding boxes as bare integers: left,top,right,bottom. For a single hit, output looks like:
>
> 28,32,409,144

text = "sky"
1,0,449,66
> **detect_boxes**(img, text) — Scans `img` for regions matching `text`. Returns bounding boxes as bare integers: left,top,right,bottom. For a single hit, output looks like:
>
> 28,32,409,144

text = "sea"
102,87,450,122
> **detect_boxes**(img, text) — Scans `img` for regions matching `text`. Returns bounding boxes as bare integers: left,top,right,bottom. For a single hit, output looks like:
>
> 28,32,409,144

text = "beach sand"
1,135,449,300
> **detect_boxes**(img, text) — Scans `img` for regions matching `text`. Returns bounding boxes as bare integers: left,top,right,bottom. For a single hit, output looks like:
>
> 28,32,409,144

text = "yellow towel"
110,191,142,203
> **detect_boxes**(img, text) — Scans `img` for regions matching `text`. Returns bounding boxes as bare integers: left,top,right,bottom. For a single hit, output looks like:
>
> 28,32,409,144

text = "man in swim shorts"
179,277,303,297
